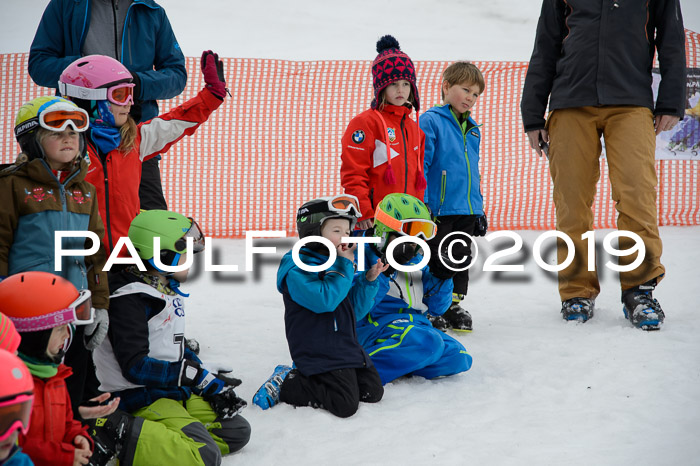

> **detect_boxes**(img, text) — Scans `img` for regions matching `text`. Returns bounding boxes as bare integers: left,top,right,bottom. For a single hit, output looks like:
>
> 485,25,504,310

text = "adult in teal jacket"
28,0,187,210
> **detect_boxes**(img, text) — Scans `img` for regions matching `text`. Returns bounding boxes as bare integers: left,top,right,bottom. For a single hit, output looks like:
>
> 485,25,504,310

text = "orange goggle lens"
41,110,89,132
108,85,134,105
330,195,360,213
0,395,33,442
400,220,437,239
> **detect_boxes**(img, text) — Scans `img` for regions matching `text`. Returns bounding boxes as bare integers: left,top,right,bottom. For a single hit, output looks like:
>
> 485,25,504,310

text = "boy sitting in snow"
92,210,250,465
253,194,388,418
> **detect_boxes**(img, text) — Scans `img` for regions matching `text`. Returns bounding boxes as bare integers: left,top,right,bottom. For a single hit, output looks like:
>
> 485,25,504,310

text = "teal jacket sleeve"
350,271,380,321
284,256,355,314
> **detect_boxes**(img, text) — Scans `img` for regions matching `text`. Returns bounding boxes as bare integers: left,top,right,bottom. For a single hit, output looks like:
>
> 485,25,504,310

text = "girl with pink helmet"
58,51,228,256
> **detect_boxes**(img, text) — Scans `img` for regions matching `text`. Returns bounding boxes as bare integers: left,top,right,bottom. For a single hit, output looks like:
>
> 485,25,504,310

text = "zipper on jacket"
400,113,408,192
451,110,475,214
438,170,447,216
94,142,115,252
112,1,120,60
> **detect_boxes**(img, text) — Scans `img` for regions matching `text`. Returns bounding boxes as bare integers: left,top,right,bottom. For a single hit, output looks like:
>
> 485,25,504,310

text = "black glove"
179,359,226,396
381,242,417,276
205,386,247,419
429,250,461,280
130,72,141,100
215,370,242,388
474,215,488,237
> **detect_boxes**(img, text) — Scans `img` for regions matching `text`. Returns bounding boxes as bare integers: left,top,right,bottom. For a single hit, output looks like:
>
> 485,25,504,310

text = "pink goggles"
0,394,33,442
10,289,94,332
58,81,135,106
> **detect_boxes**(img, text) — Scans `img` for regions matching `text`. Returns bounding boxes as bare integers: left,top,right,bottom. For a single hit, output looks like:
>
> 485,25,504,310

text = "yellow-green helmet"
128,210,204,270
14,96,89,161
373,193,436,250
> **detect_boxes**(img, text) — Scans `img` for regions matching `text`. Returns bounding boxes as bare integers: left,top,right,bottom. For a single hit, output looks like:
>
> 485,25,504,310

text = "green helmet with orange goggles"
296,194,361,238
0,271,94,332
373,193,436,251
128,210,205,272
0,349,34,444
14,96,89,161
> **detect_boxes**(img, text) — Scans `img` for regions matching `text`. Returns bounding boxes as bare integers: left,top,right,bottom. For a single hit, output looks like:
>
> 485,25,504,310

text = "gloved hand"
381,242,417,276
130,72,141,100
429,252,459,280
474,215,488,237
205,386,247,419
215,369,242,388
179,359,226,396
201,50,227,100
84,308,109,351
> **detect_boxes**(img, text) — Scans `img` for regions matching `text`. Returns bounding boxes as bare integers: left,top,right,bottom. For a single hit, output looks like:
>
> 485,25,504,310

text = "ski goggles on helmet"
14,101,89,139
10,289,94,332
299,194,362,219
0,394,33,442
174,218,205,254
58,81,135,106
375,207,437,240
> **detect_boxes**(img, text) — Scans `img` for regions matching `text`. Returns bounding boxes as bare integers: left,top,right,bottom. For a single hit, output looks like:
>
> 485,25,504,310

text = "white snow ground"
188,228,700,466
2,1,700,465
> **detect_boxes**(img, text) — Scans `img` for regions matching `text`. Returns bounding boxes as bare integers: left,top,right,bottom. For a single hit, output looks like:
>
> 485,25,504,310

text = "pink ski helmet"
0,349,34,442
58,55,134,106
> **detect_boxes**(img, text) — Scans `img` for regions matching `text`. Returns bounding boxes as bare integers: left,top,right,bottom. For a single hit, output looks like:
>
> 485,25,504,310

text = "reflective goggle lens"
185,218,205,253
108,84,134,105
0,395,33,442
401,220,437,240
40,110,89,132
330,195,360,212
71,289,94,323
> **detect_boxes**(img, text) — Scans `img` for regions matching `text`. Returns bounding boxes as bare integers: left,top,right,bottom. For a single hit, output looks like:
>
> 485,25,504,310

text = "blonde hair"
441,62,485,101
117,116,137,153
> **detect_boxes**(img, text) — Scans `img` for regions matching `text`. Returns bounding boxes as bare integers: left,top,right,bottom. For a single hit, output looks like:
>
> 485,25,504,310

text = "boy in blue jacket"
420,61,487,332
253,194,388,418
356,193,473,385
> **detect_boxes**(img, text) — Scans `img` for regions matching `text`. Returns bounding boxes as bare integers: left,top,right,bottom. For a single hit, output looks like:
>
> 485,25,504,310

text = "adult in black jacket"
520,0,686,329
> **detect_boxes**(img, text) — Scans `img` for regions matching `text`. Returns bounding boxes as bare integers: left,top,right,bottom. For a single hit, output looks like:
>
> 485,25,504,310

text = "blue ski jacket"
277,247,378,377
28,0,186,123
356,243,453,337
420,104,483,216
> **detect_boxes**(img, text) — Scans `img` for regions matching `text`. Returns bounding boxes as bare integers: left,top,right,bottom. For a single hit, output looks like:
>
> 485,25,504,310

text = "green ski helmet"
14,96,89,162
373,193,437,251
128,210,205,271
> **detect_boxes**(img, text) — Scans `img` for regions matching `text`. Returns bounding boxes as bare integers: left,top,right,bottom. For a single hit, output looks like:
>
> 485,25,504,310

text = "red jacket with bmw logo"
340,104,425,222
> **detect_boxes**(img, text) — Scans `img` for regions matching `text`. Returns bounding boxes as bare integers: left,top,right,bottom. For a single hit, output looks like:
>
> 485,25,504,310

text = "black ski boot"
426,313,449,332
561,297,594,322
87,410,140,466
622,279,664,330
443,302,473,332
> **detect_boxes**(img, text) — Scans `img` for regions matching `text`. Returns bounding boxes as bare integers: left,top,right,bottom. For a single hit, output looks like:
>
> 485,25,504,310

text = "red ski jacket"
18,365,93,466
340,104,425,221
85,88,223,254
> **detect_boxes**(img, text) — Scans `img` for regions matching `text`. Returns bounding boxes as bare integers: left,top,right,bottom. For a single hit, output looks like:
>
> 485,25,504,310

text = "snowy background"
2,1,700,465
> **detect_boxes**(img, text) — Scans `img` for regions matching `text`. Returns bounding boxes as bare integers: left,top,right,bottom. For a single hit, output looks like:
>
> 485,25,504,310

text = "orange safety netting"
1,30,698,238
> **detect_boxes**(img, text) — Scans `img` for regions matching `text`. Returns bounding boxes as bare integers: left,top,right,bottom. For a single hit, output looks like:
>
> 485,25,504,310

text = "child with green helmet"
92,209,250,464
356,193,473,385
1,95,111,421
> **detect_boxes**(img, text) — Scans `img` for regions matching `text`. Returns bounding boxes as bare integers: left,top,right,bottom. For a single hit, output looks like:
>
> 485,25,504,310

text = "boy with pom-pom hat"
340,35,426,230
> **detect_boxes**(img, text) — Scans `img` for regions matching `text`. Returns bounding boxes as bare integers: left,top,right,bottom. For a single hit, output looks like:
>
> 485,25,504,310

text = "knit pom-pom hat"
370,35,420,112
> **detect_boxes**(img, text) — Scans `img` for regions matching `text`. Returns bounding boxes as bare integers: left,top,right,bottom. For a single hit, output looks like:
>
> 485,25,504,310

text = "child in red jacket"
0,271,115,466
340,35,426,230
